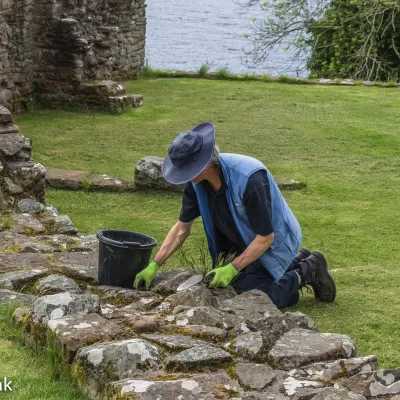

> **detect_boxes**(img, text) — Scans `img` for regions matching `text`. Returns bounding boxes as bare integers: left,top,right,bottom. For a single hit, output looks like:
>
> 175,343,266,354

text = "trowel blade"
176,274,204,291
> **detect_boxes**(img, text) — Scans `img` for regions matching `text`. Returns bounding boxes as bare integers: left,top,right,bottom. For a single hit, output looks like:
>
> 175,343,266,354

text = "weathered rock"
3,177,23,195
175,306,240,329
341,369,400,398
0,133,31,157
0,267,48,290
72,339,162,399
176,325,228,341
45,168,89,190
151,267,203,295
236,362,276,390
122,296,163,312
17,198,45,214
229,322,252,338
12,306,31,326
0,105,12,124
20,242,58,253
289,355,378,382
231,331,266,361
124,314,159,333
0,289,36,305
106,372,241,399
47,313,124,363
311,387,367,400
135,156,184,192
11,213,46,235
31,292,100,324
247,311,317,347
141,334,207,350
169,284,236,309
269,329,357,370
165,343,232,371
90,285,153,306
218,289,281,321
35,274,82,295
282,376,326,398
52,215,78,235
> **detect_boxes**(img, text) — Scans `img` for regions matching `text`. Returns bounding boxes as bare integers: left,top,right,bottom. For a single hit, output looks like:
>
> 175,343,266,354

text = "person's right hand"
133,260,160,290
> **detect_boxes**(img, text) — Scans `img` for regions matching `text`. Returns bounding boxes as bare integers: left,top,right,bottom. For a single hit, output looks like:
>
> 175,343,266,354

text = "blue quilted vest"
193,153,302,281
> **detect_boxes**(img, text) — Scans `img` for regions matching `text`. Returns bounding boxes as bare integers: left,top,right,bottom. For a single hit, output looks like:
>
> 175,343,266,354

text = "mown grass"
14,78,400,369
0,303,88,399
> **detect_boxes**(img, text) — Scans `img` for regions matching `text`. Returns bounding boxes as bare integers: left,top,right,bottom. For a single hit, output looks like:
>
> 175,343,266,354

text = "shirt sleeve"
179,182,201,222
244,170,274,236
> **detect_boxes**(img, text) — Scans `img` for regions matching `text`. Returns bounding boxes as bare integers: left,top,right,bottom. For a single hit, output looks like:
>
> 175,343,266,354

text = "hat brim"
162,122,216,185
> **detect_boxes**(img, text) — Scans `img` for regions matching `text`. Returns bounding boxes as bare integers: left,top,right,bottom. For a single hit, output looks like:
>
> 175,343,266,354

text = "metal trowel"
176,272,215,292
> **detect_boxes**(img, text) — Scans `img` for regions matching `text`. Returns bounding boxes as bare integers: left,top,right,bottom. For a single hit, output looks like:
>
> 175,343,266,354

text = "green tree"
239,0,400,80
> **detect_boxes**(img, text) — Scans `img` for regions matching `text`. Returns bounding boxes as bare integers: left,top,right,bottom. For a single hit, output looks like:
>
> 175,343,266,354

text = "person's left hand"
206,263,239,288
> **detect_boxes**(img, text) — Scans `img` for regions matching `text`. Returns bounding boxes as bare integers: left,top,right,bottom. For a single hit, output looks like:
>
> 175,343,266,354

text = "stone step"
45,166,305,193
45,168,135,192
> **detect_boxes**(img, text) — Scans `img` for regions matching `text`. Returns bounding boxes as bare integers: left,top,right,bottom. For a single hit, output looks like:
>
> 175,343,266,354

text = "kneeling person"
134,122,336,308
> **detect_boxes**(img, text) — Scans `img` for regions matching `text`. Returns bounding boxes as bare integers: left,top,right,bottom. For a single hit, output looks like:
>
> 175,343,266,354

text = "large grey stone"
151,267,203,295
35,274,82,295
311,388,367,400
269,328,357,370
247,311,317,347
236,362,276,390
47,313,124,363
134,156,184,192
0,289,36,305
141,334,207,350
0,105,12,125
91,285,160,306
72,339,162,399
341,369,400,398
17,198,45,214
282,377,326,399
165,343,232,371
52,215,78,235
31,292,100,324
11,213,46,235
20,242,58,254
218,289,281,321
0,267,49,290
106,372,241,399
174,306,240,329
171,325,228,341
3,177,23,195
231,331,266,361
169,284,236,309
0,133,31,157
288,355,378,382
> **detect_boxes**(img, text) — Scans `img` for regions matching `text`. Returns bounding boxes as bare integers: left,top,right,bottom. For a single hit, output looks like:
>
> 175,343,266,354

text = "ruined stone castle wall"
0,0,146,109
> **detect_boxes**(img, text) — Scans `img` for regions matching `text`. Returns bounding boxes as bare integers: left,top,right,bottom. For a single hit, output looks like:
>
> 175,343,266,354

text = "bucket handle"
122,241,142,247
97,234,142,248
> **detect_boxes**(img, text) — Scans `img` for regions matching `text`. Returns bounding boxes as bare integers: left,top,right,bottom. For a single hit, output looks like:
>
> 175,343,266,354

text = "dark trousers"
231,259,300,309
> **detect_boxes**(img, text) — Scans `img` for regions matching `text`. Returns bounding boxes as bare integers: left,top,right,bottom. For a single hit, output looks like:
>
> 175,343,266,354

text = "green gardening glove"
133,260,160,290
206,263,239,288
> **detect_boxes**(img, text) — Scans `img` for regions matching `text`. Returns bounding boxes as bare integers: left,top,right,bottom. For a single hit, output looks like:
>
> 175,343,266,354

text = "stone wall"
0,0,146,111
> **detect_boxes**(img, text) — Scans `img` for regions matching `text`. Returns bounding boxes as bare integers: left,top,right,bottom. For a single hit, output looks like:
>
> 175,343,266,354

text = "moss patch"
0,244,22,254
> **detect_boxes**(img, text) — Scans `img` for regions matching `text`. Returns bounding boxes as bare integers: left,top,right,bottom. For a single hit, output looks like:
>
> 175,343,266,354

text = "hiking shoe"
287,248,312,272
299,251,336,302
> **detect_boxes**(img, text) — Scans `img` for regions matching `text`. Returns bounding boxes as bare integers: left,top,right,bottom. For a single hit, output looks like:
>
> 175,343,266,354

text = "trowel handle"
203,272,215,285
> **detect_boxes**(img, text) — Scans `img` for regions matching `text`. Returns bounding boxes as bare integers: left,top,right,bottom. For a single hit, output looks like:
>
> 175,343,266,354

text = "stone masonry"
3,250,400,399
0,0,146,112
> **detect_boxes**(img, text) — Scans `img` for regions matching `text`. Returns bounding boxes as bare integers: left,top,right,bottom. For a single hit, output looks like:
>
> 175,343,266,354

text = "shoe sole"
312,250,336,303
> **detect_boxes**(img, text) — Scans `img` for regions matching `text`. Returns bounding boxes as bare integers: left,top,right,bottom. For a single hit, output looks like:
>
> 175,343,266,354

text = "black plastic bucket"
97,230,157,288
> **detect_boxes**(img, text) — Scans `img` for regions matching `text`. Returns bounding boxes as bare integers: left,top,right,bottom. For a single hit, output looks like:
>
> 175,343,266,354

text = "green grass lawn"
13,78,400,370
0,303,88,399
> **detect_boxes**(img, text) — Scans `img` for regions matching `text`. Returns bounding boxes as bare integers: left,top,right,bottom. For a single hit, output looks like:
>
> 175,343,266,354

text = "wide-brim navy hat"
162,122,216,185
